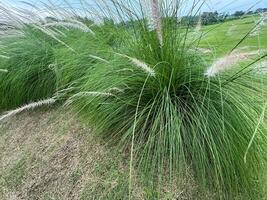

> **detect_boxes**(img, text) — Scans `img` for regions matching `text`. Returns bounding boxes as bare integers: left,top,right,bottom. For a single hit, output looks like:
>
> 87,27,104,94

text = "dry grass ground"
0,108,214,200
0,108,130,200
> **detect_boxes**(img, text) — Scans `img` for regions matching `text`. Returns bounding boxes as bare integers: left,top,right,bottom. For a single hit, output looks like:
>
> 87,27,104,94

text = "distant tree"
0,23,12,31
103,18,115,26
75,16,94,26
180,15,198,26
45,16,59,23
233,11,245,17
255,8,267,13
201,11,219,25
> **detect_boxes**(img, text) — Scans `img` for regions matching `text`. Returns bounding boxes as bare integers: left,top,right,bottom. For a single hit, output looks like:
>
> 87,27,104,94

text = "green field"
200,15,267,55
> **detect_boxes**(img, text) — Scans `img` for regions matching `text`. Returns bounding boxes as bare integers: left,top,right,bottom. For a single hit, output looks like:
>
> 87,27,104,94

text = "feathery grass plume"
0,69,8,73
55,87,77,99
205,50,261,77
0,55,10,59
44,21,95,34
116,53,155,76
143,0,163,45
129,57,155,76
151,0,162,45
0,98,56,122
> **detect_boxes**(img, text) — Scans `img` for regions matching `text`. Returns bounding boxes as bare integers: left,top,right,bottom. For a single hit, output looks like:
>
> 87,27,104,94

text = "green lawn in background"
199,15,267,56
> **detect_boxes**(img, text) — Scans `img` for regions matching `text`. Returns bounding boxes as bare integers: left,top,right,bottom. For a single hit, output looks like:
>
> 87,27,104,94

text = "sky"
1,0,267,14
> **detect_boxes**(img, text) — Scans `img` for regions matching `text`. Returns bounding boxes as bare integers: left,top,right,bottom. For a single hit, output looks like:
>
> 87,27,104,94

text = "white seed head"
142,0,163,45
205,50,261,77
0,55,10,59
116,53,155,77
0,69,8,73
0,98,56,122
132,57,155,76
45,21,95,35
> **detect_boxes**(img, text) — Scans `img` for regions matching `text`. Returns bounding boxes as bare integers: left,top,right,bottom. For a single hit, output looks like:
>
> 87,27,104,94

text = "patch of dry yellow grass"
0,109,212,200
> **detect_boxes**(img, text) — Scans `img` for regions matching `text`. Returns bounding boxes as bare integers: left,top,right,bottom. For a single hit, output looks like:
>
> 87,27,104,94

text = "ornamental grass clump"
0,27,57,109
69,0,267,199
0,2,102,110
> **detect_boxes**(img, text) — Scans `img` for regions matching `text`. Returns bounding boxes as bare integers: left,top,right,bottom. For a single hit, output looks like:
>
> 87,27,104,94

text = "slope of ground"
0,108,208,200
0,108,136,200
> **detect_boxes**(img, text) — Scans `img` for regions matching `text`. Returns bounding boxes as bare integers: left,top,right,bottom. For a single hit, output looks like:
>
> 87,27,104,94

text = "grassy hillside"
200,15,267,56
